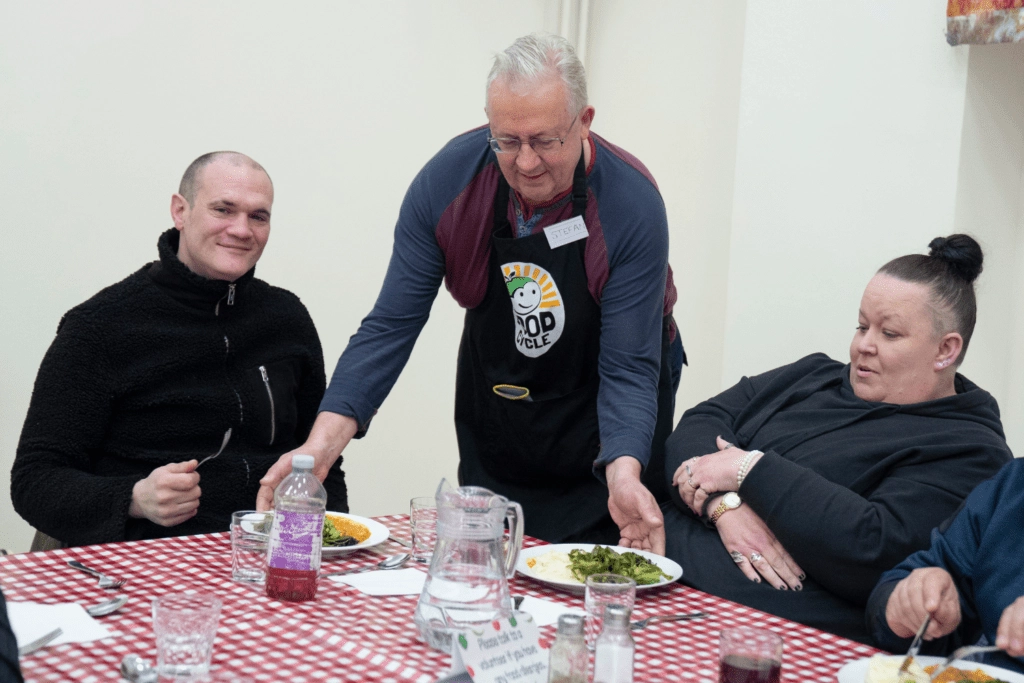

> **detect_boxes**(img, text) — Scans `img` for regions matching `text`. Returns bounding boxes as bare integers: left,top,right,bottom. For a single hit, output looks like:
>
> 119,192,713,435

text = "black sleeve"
0,589,23,683
742,439,1009,605
663,362,793,515
291,298,326,444
11,313,141,546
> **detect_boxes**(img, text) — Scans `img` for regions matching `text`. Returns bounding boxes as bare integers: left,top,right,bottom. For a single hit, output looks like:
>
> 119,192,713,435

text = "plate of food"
239,511,389,558
515,543,682,595
836,654,1024,683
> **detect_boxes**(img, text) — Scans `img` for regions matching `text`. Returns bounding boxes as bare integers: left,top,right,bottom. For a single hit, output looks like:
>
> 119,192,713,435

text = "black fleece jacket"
12,229,346,546
663,353,1011,643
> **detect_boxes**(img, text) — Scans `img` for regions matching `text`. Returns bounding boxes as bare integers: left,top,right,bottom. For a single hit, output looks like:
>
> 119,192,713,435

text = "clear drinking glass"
152,593,222,678
409,496,438,563
719,627,783,683
584,573,636,651
231,510,271,583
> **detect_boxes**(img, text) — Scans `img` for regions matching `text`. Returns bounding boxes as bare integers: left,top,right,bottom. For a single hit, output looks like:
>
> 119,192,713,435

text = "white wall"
2,1,1022,554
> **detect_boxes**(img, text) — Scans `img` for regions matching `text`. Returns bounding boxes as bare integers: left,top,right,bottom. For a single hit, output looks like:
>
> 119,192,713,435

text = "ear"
170,193,189,230
578,105,595,139
935,332,964,370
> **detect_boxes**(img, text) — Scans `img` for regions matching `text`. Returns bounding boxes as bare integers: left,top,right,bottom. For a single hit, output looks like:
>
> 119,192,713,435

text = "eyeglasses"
488,116,579,156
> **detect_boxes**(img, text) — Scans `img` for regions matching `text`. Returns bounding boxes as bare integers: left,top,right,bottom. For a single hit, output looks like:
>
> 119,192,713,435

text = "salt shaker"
592,604,635,683
547,614,587,683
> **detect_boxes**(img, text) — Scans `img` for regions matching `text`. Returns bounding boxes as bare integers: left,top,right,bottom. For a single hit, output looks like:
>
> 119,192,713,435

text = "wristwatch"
709,492,742,525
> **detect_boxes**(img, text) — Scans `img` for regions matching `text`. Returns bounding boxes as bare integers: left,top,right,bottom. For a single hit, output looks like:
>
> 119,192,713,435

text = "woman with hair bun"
663,234,1011,644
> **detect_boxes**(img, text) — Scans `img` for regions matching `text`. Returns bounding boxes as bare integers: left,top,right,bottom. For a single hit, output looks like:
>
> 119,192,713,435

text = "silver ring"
749,552,763,563
730,551,745,564
685,463,693,477
723,441,735,449
687,478,698,489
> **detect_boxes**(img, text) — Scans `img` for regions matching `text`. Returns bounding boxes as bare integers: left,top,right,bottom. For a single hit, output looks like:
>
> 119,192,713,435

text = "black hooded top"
663,353,1011,644
12,229,345,546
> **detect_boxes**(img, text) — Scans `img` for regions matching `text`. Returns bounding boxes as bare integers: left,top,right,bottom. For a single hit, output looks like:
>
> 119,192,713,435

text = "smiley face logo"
507,276,542,316
501,262,565,358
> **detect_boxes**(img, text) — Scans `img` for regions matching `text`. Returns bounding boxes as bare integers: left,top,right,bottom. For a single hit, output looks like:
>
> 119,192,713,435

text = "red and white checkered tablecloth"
0,514,878,682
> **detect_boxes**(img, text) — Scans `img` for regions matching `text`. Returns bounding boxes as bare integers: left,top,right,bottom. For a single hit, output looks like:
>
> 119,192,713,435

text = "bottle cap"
292,454,315,471
602,604,631,630
556,614,584,636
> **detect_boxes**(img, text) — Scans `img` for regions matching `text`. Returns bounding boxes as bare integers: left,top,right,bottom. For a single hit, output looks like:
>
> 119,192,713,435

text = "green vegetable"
567,545,671,585
322,519,357,547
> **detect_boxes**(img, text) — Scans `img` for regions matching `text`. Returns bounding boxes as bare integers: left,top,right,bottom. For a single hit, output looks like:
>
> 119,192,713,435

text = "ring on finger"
749,552,763,563
685,463,693,477
687,478,698,489
729,551,745,564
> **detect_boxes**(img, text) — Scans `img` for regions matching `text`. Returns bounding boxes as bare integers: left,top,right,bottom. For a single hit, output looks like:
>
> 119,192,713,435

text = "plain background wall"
1,0,1021,554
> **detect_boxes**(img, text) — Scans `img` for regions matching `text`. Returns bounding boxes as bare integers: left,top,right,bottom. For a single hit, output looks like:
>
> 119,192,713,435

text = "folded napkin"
7,602,112,648
518,596,585,627
329,568,427,596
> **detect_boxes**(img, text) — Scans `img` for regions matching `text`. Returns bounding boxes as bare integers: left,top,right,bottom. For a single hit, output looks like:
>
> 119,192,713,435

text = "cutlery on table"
928,644,1003,681
630,611,708,631
195,428,232,469
68,560,127,589
86,594,130,617
388,536,413,549
897,614,932,679
17,627,62,656
321,553,411,577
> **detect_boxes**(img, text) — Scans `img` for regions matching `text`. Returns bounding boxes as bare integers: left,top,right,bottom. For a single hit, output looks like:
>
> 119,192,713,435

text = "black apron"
454,151,674,542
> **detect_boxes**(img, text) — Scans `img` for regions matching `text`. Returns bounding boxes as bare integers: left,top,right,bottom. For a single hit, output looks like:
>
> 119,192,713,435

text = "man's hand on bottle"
256,412,358,511
129,460,201,527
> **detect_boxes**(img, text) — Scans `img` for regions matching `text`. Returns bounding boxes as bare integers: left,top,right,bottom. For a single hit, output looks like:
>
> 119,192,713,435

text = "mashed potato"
525,550,578,583
864,655,928,683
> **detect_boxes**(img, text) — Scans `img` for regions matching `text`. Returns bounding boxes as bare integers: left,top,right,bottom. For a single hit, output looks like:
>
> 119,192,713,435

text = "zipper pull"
260,365,269,382
227,284,236,306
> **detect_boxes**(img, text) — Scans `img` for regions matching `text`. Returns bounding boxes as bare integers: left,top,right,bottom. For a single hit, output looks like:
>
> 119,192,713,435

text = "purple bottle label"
266,510,323,571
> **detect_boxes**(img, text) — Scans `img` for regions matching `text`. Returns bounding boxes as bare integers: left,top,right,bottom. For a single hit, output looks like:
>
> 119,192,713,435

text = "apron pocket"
479,382,600,487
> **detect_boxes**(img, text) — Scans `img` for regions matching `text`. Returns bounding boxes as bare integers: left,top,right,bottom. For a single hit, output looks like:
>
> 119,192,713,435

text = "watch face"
723,492,741,508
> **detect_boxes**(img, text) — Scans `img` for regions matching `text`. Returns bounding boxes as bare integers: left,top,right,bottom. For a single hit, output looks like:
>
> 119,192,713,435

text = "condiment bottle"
592,604,635,683
265,454,326,601
547,614,587,683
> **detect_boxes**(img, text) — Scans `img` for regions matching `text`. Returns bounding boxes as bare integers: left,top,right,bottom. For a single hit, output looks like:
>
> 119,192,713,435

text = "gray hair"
485,33,588,115
178,151,271,207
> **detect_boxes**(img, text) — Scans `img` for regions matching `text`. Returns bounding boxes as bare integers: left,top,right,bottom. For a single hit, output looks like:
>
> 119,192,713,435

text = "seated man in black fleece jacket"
12,151,347,547
664,234,1011,644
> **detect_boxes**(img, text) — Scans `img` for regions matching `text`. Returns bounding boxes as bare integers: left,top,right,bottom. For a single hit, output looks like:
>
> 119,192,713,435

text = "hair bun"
928,234,983,283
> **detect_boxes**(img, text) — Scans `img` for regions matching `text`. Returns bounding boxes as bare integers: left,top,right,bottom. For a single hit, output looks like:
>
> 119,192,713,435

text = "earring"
939,359,950,368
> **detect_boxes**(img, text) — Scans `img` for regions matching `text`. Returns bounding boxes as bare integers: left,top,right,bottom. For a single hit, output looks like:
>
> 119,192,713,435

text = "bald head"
179,151,271,208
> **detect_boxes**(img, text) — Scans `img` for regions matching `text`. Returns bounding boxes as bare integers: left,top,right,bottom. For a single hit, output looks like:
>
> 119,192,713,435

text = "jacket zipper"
227,284,236,306
259,365,275,445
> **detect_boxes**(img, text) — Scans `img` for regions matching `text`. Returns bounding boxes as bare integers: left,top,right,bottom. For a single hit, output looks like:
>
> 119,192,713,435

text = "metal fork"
630,611,708,630
18,627,62,656
67,560,127,589
928,645,1003,681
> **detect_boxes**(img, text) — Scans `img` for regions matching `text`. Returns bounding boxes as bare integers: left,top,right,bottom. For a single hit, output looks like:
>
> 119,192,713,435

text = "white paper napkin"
328,568,427,596
517,596,585,627
7,602,113,648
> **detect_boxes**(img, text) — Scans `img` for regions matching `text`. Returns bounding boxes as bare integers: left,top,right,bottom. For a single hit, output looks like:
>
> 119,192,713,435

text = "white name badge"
543,215,588,249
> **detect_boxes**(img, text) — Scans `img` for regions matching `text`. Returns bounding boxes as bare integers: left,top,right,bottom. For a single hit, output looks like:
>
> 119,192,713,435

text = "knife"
897,614,932,679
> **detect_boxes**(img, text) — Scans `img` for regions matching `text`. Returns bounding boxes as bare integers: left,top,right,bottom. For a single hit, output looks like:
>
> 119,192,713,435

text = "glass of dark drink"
718,627,783,683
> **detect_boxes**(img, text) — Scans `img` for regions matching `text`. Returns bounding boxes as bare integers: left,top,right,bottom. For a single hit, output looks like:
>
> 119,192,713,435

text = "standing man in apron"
257,33,683,552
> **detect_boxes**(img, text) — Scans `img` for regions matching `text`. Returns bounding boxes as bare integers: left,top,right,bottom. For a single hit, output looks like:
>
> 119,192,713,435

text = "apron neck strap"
492,142,589,235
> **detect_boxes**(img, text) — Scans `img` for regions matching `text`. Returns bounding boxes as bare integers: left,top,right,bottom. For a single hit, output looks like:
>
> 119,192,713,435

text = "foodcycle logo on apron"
502,262,565,358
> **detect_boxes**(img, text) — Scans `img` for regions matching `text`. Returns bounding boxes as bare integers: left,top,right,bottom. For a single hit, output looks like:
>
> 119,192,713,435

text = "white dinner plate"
239,511,390,558
321,512,390,558
515,543,682,595
836,654,1024,683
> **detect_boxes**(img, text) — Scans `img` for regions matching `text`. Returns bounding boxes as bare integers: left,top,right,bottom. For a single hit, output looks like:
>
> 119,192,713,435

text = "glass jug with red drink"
719,627,783,683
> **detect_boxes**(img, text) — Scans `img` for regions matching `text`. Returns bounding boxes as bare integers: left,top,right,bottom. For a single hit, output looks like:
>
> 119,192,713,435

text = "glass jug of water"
413,479,524,650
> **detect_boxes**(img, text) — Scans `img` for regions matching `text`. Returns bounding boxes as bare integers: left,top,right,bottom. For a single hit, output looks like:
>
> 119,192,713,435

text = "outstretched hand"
606,456,665,555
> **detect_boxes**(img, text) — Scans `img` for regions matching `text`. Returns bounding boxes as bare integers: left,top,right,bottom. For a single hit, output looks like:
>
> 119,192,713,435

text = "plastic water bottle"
264,454,326,602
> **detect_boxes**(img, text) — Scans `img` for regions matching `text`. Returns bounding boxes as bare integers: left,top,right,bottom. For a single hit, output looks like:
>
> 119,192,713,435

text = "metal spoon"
120,654,158,682
196,428,232,469
321,553,411,577
86,594,129,617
